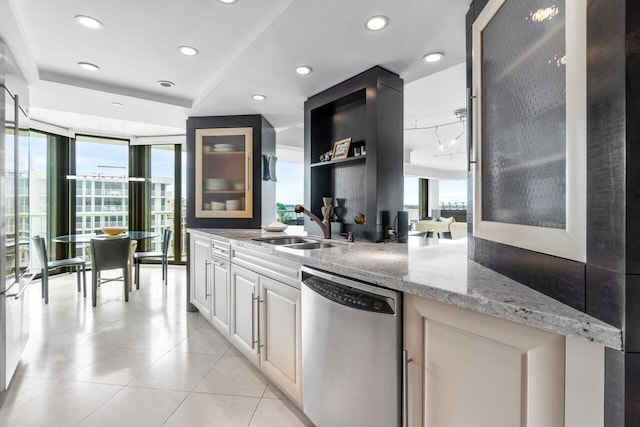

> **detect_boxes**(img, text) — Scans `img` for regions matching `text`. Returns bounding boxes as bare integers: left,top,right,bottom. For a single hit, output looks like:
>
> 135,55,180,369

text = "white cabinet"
211,259,231,337
404,294,605,427
189,235,211,319
230,264,260,364
230,253,302,405
259,275,302,403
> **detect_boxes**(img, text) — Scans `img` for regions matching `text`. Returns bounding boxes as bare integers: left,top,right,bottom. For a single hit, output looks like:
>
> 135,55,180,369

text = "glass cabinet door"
195,127,253,218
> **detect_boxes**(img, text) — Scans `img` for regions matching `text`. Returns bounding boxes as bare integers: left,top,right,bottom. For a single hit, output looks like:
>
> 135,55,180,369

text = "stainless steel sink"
252,236,314,245
284,242,336,250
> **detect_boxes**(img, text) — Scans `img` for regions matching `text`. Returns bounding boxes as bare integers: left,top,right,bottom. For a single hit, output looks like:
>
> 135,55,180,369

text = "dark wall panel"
625,0,640,274
473,237,585,311
586,265,625,329
587,0,626,273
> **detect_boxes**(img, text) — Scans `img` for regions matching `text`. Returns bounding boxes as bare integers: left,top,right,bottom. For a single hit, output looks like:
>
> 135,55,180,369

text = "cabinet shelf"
203,151,245,155
203,190,246,194
310,155,366,168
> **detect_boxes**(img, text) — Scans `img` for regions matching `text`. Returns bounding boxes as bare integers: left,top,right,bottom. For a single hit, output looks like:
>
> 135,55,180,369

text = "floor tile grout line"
160,390,192,426
72,384,125,427
0,377,63,415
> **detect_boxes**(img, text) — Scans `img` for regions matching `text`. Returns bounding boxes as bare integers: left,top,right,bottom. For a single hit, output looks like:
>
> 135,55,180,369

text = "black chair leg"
82,265,87,297
92,270,97,307
77,267,81,292
44,273,49,304
124,268,129,302
135,261,140,290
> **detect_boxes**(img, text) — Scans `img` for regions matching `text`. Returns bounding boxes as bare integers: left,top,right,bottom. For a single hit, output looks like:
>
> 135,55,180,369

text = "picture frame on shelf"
331,137,351,160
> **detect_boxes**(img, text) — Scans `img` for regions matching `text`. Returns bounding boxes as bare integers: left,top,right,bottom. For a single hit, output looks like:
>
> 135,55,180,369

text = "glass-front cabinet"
195,127,253,218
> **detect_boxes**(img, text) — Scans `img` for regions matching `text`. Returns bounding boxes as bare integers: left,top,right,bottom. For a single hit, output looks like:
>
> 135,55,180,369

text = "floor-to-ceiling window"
28,131,49,269
150,145,178,259
4,128,31,275
74,135,129,257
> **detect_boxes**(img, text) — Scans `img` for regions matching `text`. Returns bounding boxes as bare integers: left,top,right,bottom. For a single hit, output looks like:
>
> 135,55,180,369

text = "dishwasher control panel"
303,276,395,314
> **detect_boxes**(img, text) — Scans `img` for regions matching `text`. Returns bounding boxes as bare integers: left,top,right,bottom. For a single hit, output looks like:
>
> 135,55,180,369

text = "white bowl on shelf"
233,182,245,191
206,178,229,191
213,143,235,152
210,201,226,210
225,199,241,210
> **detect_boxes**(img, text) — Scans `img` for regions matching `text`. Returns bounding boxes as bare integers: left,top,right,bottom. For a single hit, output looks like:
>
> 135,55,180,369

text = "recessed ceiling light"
365,15,389,31
78,62,99,71
217,0,238,3
158,80,175,88
423,52,444,63
295,65,313,75
251,94,266,101
178,46,199,56
112,102,123,107
75,15,103,30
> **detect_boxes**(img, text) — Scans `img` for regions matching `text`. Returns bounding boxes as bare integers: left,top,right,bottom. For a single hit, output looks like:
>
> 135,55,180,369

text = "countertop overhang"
188,228,622,350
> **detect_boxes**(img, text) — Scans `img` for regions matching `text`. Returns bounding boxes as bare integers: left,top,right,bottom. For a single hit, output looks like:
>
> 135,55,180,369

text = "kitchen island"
188,227,620,349
188,228,616,427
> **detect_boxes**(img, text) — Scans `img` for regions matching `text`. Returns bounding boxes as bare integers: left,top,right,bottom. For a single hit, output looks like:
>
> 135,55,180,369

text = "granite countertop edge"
188,228,623,350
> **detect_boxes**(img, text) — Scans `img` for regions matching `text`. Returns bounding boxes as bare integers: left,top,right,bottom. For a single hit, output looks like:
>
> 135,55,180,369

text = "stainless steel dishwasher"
301,266,402,427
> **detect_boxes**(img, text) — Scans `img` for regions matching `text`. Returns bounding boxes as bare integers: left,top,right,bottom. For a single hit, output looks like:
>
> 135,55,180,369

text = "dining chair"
32,235,87,304
90,236,131,307
133,228,172,288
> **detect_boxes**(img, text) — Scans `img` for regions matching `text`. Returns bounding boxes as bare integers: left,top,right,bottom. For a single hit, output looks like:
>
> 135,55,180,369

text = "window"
404,176,420,221
438,180,467,211
275,161,304,227
74,136,129,256
150,145,176,258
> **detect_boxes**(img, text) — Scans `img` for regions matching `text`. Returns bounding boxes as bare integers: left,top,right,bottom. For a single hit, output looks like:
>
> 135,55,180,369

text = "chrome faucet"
294,204,331,239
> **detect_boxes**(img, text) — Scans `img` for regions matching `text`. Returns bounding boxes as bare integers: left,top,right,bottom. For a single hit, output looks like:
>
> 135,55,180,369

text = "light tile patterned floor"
0,265,313,427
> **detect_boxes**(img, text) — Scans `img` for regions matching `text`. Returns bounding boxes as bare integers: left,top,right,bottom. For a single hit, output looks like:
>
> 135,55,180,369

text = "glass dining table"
52,231,159,244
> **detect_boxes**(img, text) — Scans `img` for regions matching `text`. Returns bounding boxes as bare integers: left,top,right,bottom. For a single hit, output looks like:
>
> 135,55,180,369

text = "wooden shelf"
203,190,246,194
203,150,245,155
310,155,366,168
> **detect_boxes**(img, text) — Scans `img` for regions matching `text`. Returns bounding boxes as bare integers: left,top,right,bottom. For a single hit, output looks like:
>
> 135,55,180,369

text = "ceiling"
1,0,471,174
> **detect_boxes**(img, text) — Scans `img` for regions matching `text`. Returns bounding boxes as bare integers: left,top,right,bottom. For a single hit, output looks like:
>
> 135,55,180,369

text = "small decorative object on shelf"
333,198,346,222
354,213,366,224
321,197,333,222
319,151,332,162
361,145,366,155
354,147,361,157
331,137,351,160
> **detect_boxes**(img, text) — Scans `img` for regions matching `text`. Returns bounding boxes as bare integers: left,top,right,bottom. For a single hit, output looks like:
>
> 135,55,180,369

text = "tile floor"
0,265,313,427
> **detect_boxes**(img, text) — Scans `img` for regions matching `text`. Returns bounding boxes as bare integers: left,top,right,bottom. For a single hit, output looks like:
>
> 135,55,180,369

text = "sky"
275,162,304,205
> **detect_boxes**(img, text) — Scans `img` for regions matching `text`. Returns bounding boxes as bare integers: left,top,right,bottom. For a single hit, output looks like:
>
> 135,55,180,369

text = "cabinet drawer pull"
252,292,258,348
204,260,211,298
467,88,477,172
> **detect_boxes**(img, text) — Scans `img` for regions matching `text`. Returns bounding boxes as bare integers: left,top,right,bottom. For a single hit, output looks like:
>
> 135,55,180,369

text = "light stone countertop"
188,227,623,350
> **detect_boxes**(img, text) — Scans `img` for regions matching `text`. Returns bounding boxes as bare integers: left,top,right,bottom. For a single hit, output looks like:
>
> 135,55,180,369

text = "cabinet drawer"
231,246,300,288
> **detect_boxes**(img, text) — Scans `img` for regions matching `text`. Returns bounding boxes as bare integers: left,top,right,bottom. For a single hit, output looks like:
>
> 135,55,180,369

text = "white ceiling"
1,0,471,173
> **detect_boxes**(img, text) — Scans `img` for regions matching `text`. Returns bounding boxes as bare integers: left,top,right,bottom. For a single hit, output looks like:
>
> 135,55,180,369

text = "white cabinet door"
404,294,568,427
211,259,231,338
230,264,259,364
259,275,302,404
189,235,211,319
